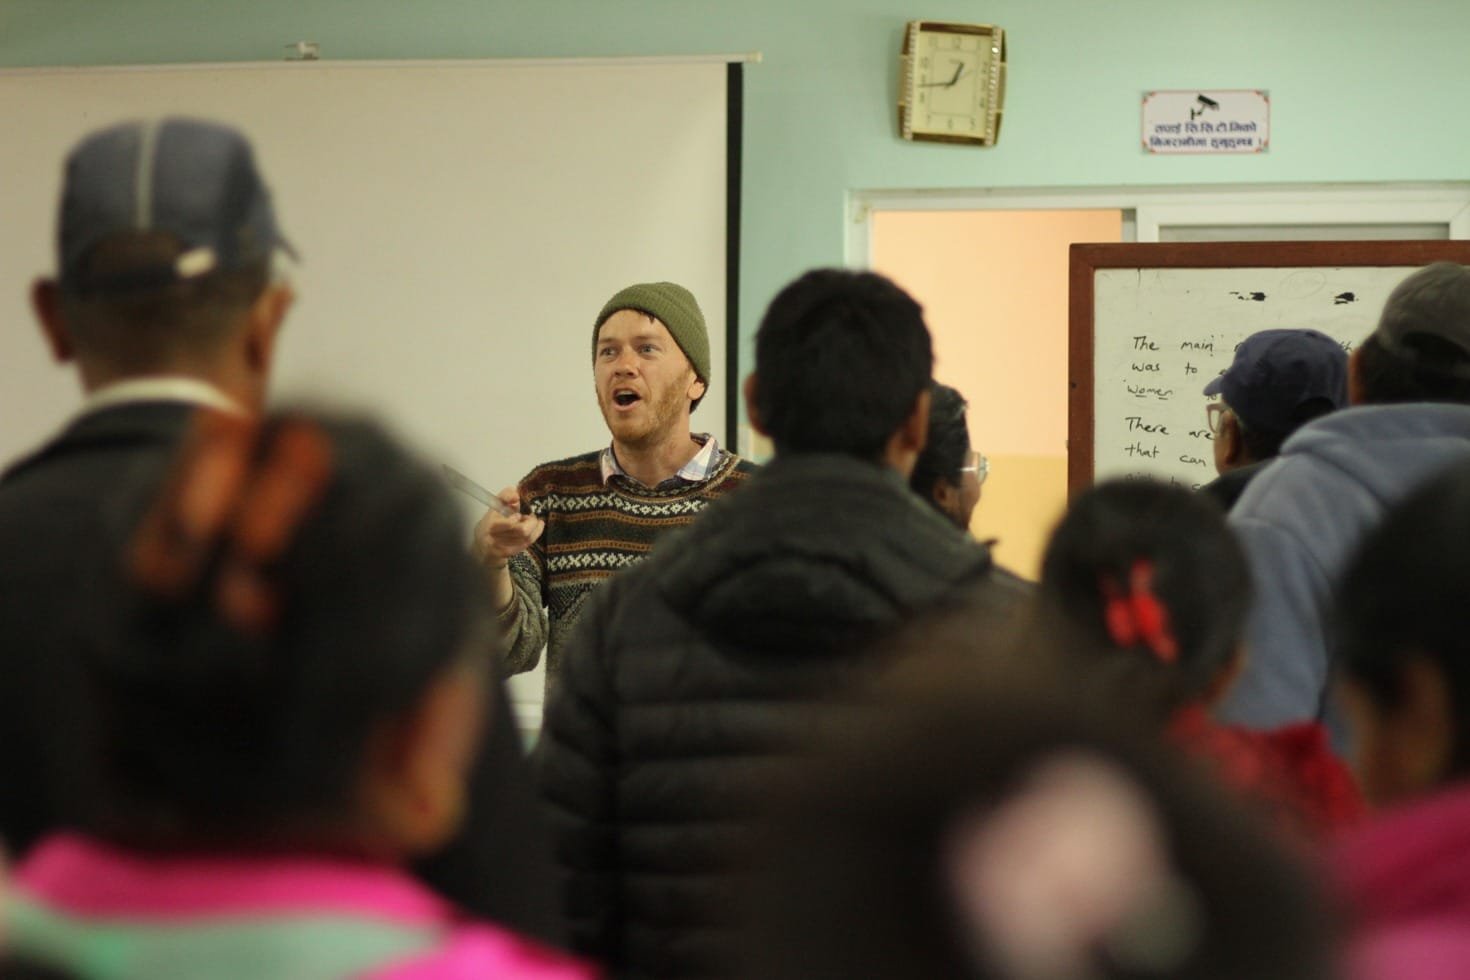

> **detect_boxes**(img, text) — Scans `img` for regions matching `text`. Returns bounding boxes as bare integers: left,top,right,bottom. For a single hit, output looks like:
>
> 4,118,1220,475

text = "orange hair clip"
129,411,256,601
129,410,333,635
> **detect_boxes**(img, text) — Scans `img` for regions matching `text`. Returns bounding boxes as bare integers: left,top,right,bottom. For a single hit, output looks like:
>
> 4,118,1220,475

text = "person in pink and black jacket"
5,410,594,980
1331,458,1470,980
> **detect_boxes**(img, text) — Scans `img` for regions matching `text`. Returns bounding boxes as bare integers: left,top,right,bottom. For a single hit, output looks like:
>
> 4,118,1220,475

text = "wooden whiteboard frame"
1068,240,1470,492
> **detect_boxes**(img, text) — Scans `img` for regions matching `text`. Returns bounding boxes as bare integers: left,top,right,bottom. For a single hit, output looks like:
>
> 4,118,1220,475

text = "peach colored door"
871,209,1123,579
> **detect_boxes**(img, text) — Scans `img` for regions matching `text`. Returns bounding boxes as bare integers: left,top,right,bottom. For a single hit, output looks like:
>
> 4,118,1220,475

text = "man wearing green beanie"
473,281,756,696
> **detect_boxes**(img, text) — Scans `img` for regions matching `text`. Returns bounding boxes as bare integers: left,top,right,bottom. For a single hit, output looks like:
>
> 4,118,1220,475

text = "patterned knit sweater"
499,448,756,693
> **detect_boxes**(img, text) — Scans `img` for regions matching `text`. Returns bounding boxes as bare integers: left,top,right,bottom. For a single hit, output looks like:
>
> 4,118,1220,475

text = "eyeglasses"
1205,402,1229,436
959,450,989,486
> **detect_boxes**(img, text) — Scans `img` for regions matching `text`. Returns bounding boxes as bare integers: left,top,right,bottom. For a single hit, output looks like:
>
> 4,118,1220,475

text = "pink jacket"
1333,782,1470,980
8,834,597,979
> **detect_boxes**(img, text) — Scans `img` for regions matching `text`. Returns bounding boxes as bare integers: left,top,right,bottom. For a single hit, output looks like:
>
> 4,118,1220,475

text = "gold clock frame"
898,21,1007,146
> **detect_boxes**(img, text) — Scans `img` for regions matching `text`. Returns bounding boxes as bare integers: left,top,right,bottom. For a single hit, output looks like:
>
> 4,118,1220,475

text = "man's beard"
598,380,689,450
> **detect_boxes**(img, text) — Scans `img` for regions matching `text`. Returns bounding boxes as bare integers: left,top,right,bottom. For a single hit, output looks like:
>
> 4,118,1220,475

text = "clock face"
901,24,1004,144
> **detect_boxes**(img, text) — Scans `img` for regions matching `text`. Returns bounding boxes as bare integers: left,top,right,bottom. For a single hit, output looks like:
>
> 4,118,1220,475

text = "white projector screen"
0,58,739,728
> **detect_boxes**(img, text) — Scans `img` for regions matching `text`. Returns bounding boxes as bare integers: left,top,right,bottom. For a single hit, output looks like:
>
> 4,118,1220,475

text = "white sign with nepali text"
1142,90,1269,154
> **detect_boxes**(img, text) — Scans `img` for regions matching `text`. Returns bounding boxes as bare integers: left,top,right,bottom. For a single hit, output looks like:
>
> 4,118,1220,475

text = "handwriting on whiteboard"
1091,265,1425,492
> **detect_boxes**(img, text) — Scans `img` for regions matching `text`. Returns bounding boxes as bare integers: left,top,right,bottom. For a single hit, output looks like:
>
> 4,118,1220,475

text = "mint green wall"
5,0,1468,360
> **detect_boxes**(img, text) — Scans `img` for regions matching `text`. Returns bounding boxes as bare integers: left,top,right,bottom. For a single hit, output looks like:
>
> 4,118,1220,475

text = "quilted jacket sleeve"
537,576,623,971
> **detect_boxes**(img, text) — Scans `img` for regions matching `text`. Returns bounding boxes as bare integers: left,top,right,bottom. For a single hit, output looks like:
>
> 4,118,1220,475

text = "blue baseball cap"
1202,328,1349,434
58,117,295,295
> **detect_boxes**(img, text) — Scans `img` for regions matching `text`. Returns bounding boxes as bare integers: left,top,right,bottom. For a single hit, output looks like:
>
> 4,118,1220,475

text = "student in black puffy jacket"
537,269,1032,980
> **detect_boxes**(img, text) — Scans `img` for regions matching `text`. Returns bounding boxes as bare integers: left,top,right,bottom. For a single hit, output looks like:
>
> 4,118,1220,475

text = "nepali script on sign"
1141,90,1269,155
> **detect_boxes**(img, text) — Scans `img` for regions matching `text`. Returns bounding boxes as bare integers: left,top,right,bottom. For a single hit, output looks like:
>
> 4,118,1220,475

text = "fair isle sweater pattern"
501,448,755,687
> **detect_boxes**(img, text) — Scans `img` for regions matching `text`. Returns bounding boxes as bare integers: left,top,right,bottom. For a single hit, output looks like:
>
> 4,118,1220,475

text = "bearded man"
475,282,755,694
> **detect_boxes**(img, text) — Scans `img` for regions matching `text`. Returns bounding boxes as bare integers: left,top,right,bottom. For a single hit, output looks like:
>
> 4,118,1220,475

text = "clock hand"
919,63,968,89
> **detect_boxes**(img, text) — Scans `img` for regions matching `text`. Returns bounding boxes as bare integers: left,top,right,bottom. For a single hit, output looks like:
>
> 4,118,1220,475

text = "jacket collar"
18,832,450,923
1,400,201,485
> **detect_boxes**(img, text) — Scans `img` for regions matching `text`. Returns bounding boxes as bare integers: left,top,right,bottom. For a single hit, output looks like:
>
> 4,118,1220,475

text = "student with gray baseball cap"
2,116,299,864
1220,262,1470,743
1200,328,1349,509
55,117,297,297
1,117,564,945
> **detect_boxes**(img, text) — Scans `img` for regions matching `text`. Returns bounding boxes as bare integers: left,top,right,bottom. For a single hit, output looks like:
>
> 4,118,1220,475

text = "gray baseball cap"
1371,262,1470,379
58,117,295,295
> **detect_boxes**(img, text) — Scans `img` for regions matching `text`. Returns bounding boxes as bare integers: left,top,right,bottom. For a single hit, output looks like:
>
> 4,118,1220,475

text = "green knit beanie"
593,281,710,387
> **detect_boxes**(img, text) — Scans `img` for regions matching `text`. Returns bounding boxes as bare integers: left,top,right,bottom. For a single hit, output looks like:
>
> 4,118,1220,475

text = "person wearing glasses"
909,382,989,531
1221,265,1470,742
1199,329,1348,511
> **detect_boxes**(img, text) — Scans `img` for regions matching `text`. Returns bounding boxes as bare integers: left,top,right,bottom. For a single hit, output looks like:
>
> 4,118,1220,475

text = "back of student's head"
1337,459,1470,801
83,409,491,847
752,269,932,458
911,382,971,499
739,657,1334,980
1038,479,1251,715
0,958,81,980
59,232,271,372
1355,262,1470,405
1236,395,1339,461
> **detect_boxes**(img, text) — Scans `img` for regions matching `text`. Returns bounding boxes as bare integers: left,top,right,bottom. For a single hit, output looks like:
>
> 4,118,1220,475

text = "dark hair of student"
739,641,1335,980
752,269,933,459
60,232,271,372
1337,459,1470,779
1353,333,1470,406
1037,479,1251,717
1231,395,1339,461
910,382,970,502
0,957,82,980
81,410,492,841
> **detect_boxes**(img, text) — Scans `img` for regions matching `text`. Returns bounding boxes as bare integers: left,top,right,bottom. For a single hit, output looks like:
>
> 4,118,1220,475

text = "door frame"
847,182,1470,265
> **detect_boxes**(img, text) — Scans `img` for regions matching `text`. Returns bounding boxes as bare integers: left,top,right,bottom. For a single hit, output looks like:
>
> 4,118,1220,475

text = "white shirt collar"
79,376,245,419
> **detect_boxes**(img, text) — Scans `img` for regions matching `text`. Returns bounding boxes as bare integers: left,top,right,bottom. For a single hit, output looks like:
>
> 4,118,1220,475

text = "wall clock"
899,21,1006,146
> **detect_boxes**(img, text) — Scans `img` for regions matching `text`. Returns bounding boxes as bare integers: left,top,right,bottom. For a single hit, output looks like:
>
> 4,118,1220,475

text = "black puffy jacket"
538,453,1030,979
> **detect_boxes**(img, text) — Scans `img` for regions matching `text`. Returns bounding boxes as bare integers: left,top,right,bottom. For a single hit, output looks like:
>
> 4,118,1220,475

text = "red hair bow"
1100,559,1179,664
